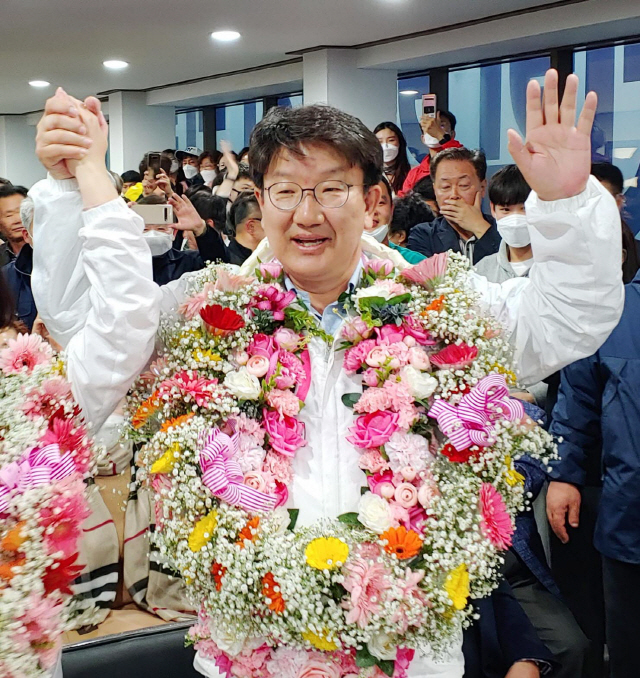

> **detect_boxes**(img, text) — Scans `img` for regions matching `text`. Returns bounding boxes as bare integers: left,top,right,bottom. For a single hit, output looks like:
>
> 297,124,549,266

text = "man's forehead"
436,161,477,181
266,143,353,179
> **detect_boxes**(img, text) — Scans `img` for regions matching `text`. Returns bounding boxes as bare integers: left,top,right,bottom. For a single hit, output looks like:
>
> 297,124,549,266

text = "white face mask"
200,169,217,184
497,213,531,248
422,133,443,149
143,229,173,256
183,164,198,179
367,222,389,243
381,143,399,164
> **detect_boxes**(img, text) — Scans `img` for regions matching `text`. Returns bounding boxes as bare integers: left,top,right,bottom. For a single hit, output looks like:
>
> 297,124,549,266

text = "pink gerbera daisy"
479,483,514,549
0,333,53,375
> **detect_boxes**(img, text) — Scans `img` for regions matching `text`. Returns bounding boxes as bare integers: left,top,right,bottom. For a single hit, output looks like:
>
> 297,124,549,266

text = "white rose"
224,368,261,400
400,365,438,400
269,506,291,534
354,283,394,302
358,492,394,534
367,632,398,661
209,625,246,657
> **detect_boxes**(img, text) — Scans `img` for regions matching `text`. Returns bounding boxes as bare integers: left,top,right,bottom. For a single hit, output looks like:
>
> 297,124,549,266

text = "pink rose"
395,482,419,508
402,316,435,346
298,660,340,678
418,481,440,510
408,347,430,371
400,466,417,481
246,355,269,378
368,470,396,498
266,389,301,417
376,324,405,345
267,350,306,391
244,471,267,492
258,261,283,282
273,328,301,352
234,350,249,366
366,346,390,368
341,317,373,344
250,285,296,321
364,258,394,277
248,333,276,358
363,368,379,387
346,410,399,449
263,410,305,456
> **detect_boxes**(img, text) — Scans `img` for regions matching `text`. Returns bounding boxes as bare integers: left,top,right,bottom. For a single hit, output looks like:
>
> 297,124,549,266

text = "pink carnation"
385,432,434,473
346,410,399,449
343,339,377,373
354,386,392,414
382,380,419,429
263,410,305,457
358,449,390,474
263,450,294,484
479,483,514,549
233,413,266,445
266,388,301,417
342,556,391,627
0,333,53,375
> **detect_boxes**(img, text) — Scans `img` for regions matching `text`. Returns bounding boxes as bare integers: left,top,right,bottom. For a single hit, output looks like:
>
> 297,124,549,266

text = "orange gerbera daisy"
0,557,25,581
211,562,227,591
1,522,26,553
423,295,446,314
132,391,161,429
237,516,260,548
262,572,285,613
380,526,423,560
160,412,195,434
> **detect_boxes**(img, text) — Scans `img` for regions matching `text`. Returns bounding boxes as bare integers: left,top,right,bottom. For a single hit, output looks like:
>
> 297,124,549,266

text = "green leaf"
337,512,362,526
386,293,412,306
378,660,395,677
287,508,299,531
360,485,370,495
357,295,388,309
355,647,378,669
341,392,361,408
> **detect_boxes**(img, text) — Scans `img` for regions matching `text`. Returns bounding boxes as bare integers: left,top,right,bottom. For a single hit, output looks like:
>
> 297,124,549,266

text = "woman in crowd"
198,150,221,186
374,121,411,195
388,191,435,248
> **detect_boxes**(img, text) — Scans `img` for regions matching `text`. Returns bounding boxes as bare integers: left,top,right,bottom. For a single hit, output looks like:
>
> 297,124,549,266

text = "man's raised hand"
508,69,597,201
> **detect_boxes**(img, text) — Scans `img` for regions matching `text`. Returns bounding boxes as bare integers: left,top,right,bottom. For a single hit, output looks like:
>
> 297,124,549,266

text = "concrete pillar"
302,49,398,130
107,92,176,174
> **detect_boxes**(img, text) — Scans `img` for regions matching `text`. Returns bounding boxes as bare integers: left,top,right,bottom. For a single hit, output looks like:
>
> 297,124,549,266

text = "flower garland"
126,252,555,678
0,334,100,678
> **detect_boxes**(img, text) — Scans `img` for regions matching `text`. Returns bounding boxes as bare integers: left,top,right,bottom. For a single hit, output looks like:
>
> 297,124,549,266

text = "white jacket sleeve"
31,178,162,431
470,175,624,385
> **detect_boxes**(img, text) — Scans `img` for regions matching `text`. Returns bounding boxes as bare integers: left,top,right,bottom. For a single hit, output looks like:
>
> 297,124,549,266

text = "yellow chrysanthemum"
305,537,349,570
151,442,181,474
188,511,218,552
445,563,470,611
490,363,518,386
302,629,338,651
503,455,525,487
192,348,221,363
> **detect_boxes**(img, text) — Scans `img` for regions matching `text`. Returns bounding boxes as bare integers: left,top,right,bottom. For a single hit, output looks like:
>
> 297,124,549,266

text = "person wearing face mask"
374,122,411,195
177,146,203,182
198,150,221,187
400,110,463,196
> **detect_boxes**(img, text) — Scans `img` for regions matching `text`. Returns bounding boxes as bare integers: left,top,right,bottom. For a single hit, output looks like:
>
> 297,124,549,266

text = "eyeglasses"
266,180,363,210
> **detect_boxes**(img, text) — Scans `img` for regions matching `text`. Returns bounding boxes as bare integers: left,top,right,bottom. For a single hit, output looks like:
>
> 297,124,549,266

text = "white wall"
0,115,46,188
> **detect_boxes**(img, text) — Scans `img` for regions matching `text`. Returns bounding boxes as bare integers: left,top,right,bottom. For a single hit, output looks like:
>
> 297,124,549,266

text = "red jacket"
399,139,463,196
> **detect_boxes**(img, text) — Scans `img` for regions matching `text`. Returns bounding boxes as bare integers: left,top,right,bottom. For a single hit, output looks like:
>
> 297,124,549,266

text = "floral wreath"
0,334,100,678
127,251,555,678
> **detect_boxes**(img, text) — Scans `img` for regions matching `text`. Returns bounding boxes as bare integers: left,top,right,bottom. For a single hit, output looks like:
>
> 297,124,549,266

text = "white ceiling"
0,0,557,114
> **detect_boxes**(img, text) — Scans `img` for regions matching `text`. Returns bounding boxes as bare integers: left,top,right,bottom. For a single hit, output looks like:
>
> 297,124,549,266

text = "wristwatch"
440,133,452,144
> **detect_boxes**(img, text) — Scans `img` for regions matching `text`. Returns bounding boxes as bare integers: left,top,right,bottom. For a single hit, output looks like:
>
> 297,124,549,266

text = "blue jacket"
407,214,501,265
2,244,36,331
152,248,204,287
549,271,640,564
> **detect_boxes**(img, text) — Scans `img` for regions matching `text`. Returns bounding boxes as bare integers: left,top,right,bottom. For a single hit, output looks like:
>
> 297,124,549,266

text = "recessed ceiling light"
613,147,637,160
29,80,50,88
103,60,129,70
399,89,418,95
211,30,241,42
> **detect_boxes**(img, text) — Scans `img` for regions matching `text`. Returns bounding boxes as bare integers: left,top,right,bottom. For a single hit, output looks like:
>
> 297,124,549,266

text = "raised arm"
470,70,623,385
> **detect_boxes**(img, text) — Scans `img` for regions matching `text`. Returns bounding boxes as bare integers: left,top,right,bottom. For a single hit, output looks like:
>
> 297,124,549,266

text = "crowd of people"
1,75,638,678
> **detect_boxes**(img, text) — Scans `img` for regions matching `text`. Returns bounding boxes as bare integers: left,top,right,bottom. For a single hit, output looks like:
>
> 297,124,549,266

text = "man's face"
491,203,526,220
240,211,265,245
122,181,137,194
183,156,198,167
142,169,157,196
256,143,380,291
433,160,485,208
369,182,393,230
200,157,217,171
0,194,26,245
230,178,256,204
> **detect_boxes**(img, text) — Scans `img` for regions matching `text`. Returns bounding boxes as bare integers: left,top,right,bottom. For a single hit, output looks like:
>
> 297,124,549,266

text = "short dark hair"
390,193,435,238
488,164,531,206
137,194,167,205
379,176,393,202
412,175,436,202
591,162,624,196
438,110,457,131
431,147,487,181
248,105,383,190
190,193,227,234
0,177,11,187
121,170,141,184
227,191,261,237
0,184,28,201
198,150,221,168
236,163,252,182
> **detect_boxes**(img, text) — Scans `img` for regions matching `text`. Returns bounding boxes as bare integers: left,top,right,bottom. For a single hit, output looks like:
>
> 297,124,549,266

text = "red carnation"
441,443,479,464
200,304,245,336
43,553,84,596
430,343,478,370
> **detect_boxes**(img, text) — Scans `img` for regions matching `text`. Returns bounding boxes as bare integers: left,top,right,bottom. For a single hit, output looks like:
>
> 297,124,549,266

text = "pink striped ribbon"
0,443,77,513
199,428,276,512
428,374,524,452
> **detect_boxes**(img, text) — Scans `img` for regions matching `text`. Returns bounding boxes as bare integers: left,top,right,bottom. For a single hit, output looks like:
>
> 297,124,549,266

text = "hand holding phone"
422,94,437,118
148,152,162,172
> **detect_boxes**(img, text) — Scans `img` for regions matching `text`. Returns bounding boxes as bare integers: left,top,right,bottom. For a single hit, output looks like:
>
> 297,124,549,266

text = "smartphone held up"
422,94,437,118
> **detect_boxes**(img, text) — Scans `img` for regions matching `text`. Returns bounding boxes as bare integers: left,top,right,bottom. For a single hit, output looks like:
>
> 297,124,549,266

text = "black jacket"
2,243,36,330
0,242,16,268
226,238,253,266
407,214,501,265
152,248,204,286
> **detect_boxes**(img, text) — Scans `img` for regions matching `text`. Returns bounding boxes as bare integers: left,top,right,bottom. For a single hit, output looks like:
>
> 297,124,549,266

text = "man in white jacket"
32,70,622,678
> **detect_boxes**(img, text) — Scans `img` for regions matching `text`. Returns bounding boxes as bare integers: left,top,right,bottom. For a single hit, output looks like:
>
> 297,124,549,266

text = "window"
175,110,204,152
397,74,430,164
277,94,303,108
215,100,264,153
574,42,640,233
448,56,551,182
